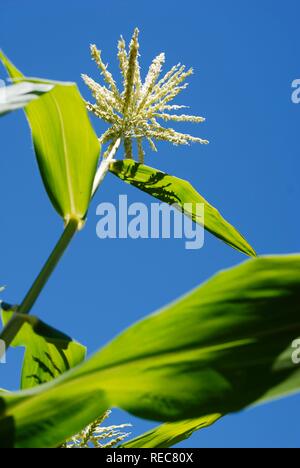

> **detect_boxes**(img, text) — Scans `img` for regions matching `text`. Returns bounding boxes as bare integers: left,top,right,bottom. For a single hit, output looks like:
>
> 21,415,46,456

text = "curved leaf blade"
110,159,255,257
1,306,86,389
0,255,300,447
0,51,100,221
122,415,221,448
0,82,53,116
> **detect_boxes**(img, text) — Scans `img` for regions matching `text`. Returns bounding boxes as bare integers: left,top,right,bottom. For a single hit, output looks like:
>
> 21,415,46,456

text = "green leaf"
122,415,221,448
1,306,86,389
0,82,53,116
0,255,300,448
110,159,255,257
0,51,100,222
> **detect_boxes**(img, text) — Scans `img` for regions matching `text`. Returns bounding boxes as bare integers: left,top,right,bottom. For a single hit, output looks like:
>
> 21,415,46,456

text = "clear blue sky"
1,0,300,448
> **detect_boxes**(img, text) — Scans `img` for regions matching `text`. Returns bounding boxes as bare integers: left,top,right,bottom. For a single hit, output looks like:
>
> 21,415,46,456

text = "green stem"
0,218,79,353
18,218,79,314
0,142,122,359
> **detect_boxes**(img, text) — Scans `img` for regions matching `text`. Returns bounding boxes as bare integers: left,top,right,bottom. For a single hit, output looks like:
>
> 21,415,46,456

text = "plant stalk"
0,140,122,359
0,218,79,354
18,218,79,314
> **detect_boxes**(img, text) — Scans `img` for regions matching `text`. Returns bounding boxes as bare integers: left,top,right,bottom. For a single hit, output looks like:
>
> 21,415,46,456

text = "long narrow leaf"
122,415,221,448
0,255,299,447
0,51,100,221
0,81,53,116
1,306,86,389
110,160,255,256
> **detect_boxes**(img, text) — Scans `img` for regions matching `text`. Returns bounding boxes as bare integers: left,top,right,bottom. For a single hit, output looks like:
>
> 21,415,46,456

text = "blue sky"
1,0,300,448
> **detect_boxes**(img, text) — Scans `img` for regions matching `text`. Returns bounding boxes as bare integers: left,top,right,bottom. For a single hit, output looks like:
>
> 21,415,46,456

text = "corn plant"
0,30,299,449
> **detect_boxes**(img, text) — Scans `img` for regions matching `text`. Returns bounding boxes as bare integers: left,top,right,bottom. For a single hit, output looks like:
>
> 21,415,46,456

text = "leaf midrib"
51,93,76,217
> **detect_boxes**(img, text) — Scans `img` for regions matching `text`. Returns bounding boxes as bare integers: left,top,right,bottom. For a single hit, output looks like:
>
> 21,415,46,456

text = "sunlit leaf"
110,160,256,256
122,415,221,448
0,81,53,116
0,255,299,447
0,51,100,222
1,306,86,389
